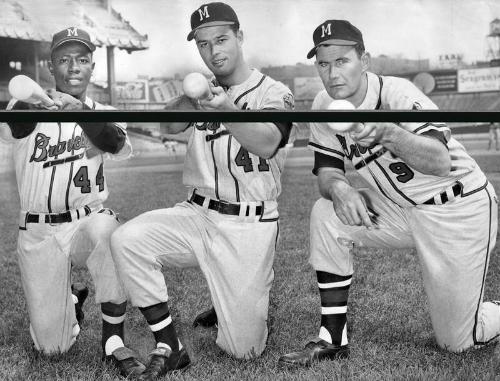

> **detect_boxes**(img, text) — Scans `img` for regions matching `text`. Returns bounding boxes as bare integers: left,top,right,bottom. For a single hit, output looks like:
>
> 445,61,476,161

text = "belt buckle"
215,200,230,214
47,213,59,226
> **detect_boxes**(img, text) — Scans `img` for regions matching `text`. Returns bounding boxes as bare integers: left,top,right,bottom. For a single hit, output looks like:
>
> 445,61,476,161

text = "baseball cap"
307,20,363,59
50,27,96,53
187,2,239,41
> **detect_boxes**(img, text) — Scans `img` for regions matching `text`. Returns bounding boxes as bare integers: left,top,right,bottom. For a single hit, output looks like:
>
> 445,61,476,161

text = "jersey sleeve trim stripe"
308,142,345,157
414,122,448,134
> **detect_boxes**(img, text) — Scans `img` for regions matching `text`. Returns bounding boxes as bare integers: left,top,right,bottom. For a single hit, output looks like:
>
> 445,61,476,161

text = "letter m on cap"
321,23,332,38
67,27,79,37
198,5,210,21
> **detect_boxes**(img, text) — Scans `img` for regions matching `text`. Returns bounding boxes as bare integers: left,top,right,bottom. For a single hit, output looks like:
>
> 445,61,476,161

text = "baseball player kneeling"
1,27,144,378
279,20,500,366
110,2,295,379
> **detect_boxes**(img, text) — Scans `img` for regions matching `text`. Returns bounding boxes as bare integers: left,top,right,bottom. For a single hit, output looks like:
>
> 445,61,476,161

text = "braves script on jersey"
1,98,131,213
309,72,487,206
184,68,294,203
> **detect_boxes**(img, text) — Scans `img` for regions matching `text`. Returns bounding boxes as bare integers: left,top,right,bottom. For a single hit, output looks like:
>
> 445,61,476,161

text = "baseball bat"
8,75,55,107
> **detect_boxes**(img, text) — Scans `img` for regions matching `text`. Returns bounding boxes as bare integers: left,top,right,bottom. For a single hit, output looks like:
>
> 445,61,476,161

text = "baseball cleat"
139,347,191,380
71,283,89,325
104,346,146,378
278,338,349,367
192,306,218,328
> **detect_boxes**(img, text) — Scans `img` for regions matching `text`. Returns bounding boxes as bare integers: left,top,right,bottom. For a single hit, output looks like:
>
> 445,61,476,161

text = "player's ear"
47,60,54,76
361,52,370,73
237,29,244,44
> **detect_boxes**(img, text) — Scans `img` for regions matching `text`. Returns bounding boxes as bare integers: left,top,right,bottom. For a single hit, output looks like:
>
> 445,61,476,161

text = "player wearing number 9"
1,27,145,377
279,19,500,366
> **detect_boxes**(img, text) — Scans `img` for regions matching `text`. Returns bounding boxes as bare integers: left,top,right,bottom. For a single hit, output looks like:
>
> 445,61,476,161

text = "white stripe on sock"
321,306,347,314
72,294,79,304
149,315,172,332
102,314,125,325
318,279,352,289
105,335,125,356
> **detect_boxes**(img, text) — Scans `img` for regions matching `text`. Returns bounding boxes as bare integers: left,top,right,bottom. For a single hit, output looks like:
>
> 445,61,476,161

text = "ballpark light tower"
486,18,500,66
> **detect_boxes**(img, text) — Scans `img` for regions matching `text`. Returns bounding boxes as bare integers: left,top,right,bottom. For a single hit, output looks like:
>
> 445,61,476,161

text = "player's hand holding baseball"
328,179,374,229
350,122,395,147
47,89,84,110
199,85,236,111
164,94,200,110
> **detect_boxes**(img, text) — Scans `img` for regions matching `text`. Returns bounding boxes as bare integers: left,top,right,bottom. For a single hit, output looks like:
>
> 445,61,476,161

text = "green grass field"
0,154,499,381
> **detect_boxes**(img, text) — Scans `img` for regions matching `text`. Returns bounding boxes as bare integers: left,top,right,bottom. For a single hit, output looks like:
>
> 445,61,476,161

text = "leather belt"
190,193,263,216
25,205,92,224
423,183,462,205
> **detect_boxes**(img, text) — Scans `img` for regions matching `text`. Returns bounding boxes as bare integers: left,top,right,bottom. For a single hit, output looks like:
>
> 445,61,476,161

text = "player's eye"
198,42,207,48
217,38,227,44
59,58,68,64
318,62,329,68
79,58,89,64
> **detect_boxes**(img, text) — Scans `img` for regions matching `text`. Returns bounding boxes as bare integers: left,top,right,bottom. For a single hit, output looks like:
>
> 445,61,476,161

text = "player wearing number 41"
0,27,146,378
279,19,500,366
110,2,294,379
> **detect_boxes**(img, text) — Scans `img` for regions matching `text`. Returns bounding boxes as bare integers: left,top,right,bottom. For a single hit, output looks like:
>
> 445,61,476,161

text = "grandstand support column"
33,42,40,83
107,46,116,105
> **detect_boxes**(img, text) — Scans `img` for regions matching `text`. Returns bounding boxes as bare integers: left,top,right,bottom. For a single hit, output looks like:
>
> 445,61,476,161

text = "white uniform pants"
111,201,279,359
310,183,499,352
17,210,126,354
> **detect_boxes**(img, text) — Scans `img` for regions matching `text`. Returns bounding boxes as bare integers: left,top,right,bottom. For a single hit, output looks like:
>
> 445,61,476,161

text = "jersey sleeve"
1,99,36,143
99,104,132,161
385,78,450,142
307,90,346,174
260,81,295,148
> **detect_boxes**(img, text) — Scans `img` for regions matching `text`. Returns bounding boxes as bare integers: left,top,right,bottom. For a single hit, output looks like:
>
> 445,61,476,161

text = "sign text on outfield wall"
458,67,500,93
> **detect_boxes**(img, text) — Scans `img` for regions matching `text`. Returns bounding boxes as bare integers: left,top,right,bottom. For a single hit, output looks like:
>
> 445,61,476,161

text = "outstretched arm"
199,86,287,158
351,123,451,177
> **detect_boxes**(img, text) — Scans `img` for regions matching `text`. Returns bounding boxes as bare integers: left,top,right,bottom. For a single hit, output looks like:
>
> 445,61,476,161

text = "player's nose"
329,65,340,79
68,58,81,73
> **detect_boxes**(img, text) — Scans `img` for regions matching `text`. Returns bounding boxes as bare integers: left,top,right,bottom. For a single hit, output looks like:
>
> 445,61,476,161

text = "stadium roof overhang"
0,0,149,52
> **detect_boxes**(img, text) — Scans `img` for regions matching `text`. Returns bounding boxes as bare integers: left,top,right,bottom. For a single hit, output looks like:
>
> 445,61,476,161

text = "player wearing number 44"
279,19,500,366
0,27,146,378
109,2,294,379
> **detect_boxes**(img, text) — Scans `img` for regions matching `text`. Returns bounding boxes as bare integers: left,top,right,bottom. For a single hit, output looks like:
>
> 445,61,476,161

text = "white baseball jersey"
1,98,131,213
183,69,295,202
308,71,487,207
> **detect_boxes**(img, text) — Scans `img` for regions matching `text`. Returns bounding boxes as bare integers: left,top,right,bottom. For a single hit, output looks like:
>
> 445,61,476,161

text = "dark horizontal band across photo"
0,110,499,123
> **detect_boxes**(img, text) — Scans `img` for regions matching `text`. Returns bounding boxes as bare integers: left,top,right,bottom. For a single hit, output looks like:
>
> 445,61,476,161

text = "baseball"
326,99,362,133
182,72,212,100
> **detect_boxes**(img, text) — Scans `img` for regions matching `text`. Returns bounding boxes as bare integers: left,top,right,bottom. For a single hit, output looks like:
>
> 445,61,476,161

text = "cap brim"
187,21,236,41
51,38,96,52
306,39,358,59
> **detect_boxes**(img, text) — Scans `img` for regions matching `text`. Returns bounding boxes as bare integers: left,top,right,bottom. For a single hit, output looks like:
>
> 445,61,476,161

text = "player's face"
315,45,369,106
194,25,243,78
49,42,95,100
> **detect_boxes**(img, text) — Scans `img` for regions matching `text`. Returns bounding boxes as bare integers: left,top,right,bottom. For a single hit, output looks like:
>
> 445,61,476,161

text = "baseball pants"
310,182,499,352
17,209,126,354
110,200,279,359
